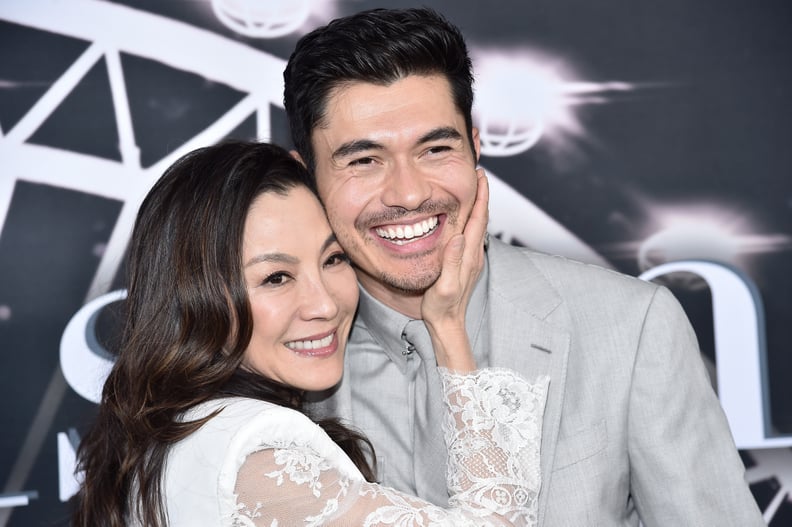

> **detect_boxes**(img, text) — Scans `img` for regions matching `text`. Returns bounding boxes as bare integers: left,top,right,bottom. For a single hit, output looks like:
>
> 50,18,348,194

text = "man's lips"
374,215,440,245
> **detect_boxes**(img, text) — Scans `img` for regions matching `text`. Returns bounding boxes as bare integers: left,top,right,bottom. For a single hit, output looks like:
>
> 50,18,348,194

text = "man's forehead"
325,74,453,110
317,75,461,134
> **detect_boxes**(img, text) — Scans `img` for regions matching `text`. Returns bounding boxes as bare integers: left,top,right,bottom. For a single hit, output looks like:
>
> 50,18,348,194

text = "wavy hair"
72,141,375,527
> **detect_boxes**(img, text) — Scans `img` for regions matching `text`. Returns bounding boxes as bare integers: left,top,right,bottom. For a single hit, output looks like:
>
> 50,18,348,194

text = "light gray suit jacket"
312,239,764,526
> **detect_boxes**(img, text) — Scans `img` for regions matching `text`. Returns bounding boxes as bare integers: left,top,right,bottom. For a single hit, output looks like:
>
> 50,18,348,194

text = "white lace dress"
159,368,548,527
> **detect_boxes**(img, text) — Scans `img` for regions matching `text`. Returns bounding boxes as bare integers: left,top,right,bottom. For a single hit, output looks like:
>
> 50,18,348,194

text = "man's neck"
356,274,424,320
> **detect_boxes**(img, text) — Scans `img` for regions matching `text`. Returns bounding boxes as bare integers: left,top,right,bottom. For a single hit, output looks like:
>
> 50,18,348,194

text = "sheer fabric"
233,368,549,527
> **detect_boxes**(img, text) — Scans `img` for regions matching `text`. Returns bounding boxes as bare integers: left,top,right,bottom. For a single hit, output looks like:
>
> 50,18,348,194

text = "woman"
72,140,548,526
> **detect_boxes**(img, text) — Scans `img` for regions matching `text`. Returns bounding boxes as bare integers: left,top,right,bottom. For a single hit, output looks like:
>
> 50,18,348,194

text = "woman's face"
241,185,358,392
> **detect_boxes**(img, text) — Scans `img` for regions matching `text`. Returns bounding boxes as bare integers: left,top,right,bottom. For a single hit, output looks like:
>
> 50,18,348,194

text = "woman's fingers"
424,169,489,315
459,169,489,289
465,168,489,252
420,170,489,371
430,234,465,306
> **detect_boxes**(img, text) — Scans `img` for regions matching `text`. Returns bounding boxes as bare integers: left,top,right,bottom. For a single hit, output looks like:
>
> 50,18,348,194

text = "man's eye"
427,145,452,155
325,252,351,267
349,157,375,167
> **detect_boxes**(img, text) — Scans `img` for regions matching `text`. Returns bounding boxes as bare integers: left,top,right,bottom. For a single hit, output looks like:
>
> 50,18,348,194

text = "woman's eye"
262,272,291,286
325,252,351,267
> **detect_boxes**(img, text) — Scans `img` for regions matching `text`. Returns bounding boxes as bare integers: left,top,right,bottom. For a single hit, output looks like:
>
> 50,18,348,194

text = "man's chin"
378,269,441,296
353,250,443,295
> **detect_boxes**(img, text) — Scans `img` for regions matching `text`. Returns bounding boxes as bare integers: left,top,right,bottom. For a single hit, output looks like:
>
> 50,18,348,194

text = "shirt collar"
354,255,490,372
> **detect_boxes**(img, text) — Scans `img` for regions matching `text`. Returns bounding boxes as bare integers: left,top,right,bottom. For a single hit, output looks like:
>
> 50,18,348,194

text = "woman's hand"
422,168,489,372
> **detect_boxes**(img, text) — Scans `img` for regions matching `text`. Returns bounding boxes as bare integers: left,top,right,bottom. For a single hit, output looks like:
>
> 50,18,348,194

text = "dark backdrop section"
121,52,248,168
0,182,121,525
1,1,791,525
0,21,90,139
28,52,121,162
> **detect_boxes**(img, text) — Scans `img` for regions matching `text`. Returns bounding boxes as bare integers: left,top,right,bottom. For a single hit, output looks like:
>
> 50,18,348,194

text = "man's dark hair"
283,7,475,174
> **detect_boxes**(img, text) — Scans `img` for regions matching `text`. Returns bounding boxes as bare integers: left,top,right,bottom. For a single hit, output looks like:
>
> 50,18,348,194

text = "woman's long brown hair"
72,141,375,527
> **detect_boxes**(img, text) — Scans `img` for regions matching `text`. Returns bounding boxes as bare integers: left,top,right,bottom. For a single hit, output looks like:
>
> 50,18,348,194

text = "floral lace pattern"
442,368,547,526
233,368,549,527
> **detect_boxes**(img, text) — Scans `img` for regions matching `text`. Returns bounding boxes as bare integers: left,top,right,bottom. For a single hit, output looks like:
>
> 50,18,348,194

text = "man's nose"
380,161,432,210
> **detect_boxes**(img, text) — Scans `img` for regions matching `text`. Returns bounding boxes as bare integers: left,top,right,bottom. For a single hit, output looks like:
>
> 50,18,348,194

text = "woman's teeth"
285,333,333,351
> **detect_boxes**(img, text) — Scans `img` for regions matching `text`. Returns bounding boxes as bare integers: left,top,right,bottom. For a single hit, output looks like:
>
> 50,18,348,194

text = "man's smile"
374,215,440,245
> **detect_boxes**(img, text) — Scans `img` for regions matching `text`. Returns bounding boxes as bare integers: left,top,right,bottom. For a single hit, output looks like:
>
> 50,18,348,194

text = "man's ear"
472,127,481,163
290,149,307,167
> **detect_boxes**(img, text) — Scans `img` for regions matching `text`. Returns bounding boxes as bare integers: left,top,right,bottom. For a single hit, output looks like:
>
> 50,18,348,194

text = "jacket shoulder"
490,238,658,298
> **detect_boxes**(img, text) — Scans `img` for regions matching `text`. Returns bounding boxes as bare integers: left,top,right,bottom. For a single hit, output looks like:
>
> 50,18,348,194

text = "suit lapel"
486,240,570,525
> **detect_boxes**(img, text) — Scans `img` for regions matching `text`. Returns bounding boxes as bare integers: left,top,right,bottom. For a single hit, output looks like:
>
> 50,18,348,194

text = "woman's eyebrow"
245,252,298,268
244,234,337,268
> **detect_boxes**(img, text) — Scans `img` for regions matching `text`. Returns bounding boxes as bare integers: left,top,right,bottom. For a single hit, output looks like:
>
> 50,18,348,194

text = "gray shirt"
345,260,490,502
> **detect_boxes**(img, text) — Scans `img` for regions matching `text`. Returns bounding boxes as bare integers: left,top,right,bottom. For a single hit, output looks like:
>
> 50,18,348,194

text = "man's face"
311,74,480,305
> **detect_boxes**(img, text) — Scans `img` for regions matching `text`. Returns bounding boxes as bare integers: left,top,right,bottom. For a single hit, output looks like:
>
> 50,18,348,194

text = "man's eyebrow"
417,126,463,145
332,139,383,161
245,252,298,268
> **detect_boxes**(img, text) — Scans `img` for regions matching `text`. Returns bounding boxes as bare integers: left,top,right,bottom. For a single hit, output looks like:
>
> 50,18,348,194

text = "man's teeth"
376,217,438,243
286,333,333,351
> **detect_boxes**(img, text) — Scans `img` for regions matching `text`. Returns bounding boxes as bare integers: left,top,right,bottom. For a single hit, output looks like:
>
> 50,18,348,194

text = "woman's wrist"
425,320,476,372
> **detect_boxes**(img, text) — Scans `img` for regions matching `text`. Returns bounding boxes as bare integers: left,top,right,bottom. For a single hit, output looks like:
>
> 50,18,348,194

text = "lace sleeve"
233,369,549,527
441,368,549,525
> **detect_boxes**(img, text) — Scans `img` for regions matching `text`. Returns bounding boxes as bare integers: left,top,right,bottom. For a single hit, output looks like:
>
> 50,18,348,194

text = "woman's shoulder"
184,396,297,424
178,397,319,454
178,397,360,476
164,397,361,523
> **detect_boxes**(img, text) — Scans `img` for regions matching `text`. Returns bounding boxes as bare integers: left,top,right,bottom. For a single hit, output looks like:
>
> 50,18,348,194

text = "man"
283,7,763,525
